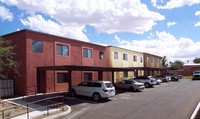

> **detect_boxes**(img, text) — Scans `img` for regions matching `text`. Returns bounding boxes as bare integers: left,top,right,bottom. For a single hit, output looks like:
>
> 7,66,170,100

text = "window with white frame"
56,44,69,56
83,48,92,58
123,53,128,61
99,51,104,59
32,40,43,53
133,55,137,62
140,57,143,63
114,52,118,59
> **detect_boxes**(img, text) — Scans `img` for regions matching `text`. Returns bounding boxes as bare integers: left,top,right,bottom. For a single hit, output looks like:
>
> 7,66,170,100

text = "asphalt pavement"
59,79,200,119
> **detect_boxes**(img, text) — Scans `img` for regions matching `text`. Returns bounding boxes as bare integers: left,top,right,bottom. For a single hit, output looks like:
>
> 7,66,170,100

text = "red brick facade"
3,30,108,96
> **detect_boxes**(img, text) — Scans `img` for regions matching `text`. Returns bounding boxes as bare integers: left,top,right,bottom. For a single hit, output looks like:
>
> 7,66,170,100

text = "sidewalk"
2,92,71,119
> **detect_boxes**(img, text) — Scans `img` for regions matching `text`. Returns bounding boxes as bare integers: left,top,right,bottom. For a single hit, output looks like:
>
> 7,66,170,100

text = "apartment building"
2,29,164,96
2,29,108,96
106,46,144,82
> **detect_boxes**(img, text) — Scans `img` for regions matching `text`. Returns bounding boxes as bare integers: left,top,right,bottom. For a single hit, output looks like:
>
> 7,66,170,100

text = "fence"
0,95,65,119
26,95,65,119
0,79,14,99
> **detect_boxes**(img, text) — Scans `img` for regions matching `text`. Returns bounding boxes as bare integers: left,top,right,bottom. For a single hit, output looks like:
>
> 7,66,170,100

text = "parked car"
148,76,161,85
192,71,200,80
70,80,116,101
164,73,179,81
133,76,157,88
114,80,145,92
155,75,171,82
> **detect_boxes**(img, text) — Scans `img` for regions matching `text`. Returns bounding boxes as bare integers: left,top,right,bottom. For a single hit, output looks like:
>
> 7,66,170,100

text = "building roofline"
142,52,162,58
107,45,142,54
183,64,200,66
1,29,107,48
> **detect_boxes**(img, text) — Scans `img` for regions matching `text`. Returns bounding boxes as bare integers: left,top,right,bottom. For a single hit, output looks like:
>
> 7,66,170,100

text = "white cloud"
194,22,200,27
0,5,13,21
114,31,200,63
195,11,200,16
1,0,165,35
20,15,89,42
151,0,200,9
167,21,177,27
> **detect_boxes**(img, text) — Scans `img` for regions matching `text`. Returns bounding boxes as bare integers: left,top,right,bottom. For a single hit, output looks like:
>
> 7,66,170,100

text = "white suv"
71,80,116,101
192,71,200,80
133,76,157,88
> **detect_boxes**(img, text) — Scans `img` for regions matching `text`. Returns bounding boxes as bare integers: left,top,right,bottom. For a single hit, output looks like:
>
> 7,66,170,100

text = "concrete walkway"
2,92,71,119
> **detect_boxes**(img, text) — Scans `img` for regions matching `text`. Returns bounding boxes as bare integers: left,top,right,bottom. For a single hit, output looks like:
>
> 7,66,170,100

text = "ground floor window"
57,73,69,83
124,71,128,78
84,72,93,81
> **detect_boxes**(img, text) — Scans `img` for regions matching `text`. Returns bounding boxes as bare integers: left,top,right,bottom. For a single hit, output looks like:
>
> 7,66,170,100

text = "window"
155,58,158,63
123,53,128,61
151,57,154,63
32,40,43,53
56,44,69,56
125,80,131,84
133,55,137,62
105,83,114,88
57,73,68,83
99,51,104,59
88,82,102,87
124,71,128,77
83,48,92,58
84,73,93,81
114,52,118,59
140,57,143,63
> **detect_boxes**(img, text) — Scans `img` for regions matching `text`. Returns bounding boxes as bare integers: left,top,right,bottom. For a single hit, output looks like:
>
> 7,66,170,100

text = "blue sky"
1,0,200,64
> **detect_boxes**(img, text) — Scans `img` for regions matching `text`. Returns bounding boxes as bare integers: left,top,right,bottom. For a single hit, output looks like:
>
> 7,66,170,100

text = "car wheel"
164,79,167,82
144,83,150,88
93,93,101,101
171,77,175,81
70,89,76,97
129,87,134,92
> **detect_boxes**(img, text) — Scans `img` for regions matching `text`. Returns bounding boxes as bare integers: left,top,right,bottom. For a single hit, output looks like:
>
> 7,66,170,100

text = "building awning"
37,65,165,72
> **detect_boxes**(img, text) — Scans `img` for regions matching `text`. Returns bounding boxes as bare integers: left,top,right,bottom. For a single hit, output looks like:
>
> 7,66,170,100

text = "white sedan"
114,80,145,92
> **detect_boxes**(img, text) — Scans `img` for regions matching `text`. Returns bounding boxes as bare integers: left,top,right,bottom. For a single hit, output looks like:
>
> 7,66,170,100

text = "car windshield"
132,80,137,83
105,83,114,88
194,72,200,74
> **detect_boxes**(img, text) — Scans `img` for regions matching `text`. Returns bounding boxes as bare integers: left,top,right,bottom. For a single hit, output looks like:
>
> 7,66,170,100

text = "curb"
44,105,71,119
190,102,200,119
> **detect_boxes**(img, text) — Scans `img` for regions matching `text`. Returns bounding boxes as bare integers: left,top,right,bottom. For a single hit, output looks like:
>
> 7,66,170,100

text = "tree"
0,37,20,79
193,57,200,64
162,56,168,67
170,60,184,70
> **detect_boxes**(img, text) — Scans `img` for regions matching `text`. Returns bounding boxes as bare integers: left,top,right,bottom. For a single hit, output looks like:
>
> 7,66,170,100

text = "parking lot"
60,79,200,119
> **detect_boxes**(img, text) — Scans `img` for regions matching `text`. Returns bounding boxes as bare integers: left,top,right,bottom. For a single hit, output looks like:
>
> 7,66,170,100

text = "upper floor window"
114,52,118,59
99,51,104,59
123,53,128,61
151,57,154,63
155,58,158,63
56,44,69,56
133,55,137,62
83,48,92,58
140,57,143,63
32,40,43,53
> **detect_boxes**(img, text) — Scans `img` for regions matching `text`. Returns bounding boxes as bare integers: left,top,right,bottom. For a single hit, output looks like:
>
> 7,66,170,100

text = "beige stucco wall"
106,46,144,82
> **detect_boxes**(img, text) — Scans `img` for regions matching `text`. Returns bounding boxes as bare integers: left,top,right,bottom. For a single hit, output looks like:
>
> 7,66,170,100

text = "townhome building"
2,29,164,96
2,29,108,96
143,53,163,76
106,46,144,82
